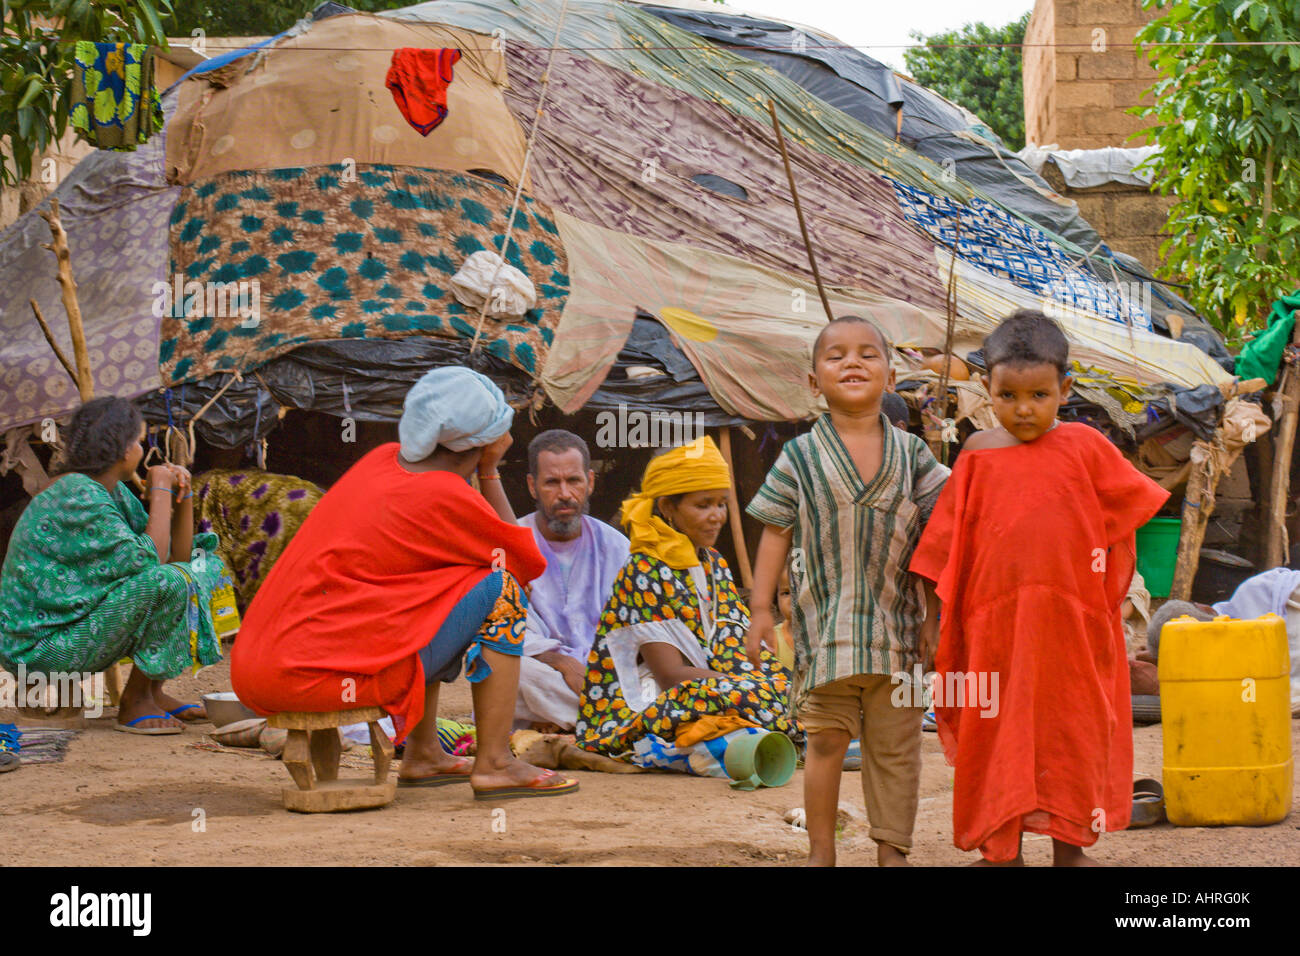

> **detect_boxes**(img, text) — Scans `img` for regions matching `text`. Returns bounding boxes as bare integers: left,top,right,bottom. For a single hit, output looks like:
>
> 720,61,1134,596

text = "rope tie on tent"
934,212,961,464
468,0,573,362
187,371,241,462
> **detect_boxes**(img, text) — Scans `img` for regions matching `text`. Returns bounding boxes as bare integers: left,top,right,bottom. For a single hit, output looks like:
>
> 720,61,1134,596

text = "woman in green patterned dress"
0,398,227,734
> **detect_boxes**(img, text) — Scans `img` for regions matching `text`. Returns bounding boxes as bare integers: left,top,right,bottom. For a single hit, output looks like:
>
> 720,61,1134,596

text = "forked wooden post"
1169,439,1220,601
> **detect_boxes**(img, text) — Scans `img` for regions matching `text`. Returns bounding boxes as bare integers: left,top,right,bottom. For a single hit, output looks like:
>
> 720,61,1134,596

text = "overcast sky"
719,0,1035,70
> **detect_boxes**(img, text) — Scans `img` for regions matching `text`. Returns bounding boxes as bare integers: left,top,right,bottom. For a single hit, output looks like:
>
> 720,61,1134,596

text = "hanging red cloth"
909,423,1168,860
231,443,545,742
386,47,462,136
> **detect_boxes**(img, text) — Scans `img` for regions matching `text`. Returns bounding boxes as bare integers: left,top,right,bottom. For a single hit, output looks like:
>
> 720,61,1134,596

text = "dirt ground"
2,658,1297,867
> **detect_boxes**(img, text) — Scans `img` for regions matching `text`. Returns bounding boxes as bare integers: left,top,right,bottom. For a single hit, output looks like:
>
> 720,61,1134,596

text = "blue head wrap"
398,366,513,460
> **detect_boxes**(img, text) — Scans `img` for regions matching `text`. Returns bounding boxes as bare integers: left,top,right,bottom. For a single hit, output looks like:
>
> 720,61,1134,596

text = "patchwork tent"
0,0,1235,453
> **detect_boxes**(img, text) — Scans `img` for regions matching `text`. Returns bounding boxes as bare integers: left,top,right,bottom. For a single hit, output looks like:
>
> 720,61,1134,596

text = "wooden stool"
266,707,396,813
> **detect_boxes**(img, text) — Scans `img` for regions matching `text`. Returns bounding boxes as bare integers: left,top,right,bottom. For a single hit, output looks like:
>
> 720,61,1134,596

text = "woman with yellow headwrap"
575,437,800,766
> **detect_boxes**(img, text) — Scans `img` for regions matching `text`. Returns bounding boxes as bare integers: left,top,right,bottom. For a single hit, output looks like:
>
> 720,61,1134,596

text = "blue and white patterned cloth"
889,178,1152,331
630,727,768,777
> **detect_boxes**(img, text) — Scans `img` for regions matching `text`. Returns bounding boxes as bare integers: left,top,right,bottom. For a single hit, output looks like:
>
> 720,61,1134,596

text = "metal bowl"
202,692,257,728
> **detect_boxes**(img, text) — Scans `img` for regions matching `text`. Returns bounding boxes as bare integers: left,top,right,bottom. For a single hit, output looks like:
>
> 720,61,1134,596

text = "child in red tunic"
910,310,1168,865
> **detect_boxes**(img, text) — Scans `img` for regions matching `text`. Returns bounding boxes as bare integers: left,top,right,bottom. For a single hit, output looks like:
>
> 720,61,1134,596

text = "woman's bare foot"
969,854,1025,866
150,685,206,722
116,694,183,731
878,844,911,867
468,754,571,791
398,750,473,781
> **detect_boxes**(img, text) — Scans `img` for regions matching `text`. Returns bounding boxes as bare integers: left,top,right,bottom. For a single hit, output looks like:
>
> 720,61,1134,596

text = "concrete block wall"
1024,0,1164,150
1037,160,1173,272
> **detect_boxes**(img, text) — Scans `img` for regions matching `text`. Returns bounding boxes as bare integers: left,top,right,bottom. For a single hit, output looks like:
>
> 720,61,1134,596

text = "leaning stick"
767,100,834,322
38,198,93,402
30,299,78,385
719,427,755,590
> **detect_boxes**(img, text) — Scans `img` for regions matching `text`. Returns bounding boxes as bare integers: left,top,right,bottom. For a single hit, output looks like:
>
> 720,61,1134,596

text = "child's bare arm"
747,524,793,661
919,578,941,671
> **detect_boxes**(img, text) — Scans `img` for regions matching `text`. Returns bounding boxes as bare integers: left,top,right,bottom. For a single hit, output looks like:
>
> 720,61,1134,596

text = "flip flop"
165,704,207,723
1129,777,1166,828
398,757,474,787
114,714,183,736
472,768,579,801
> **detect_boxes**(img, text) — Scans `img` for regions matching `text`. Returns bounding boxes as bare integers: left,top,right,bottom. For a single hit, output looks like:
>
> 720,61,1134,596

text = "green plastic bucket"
1136,516,1181,598
724,730,797,791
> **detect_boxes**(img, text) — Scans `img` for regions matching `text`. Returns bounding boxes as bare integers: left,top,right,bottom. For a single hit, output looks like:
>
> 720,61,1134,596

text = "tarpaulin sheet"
136,314,741,448
638,5,1100,250
637,3,1224,355
1234,290,1300,385
0,95,177,432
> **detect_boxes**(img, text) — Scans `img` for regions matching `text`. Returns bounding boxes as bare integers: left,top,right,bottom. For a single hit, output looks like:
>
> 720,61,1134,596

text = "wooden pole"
34,198,125,711
767,100,834,322
1169,440,1219,600
37,199,93,402
1265,329,1300,568
718,427,755,590
1257,426,1275,567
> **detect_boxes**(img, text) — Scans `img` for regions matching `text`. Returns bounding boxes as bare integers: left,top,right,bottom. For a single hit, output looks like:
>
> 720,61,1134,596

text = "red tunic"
909,423,1168,860
230,444,545,742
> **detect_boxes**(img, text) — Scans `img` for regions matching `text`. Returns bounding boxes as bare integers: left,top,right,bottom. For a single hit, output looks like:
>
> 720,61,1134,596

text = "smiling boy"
747,315,948,866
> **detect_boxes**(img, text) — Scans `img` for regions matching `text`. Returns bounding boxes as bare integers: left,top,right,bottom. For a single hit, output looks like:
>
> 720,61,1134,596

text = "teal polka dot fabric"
162,164,568,385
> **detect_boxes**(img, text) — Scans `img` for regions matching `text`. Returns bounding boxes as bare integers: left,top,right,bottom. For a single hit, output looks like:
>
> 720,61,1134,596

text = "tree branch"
29,298,78,385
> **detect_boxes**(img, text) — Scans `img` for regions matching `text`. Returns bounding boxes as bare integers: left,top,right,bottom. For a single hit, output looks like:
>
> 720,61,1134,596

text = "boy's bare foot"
878,844,910,867
807,839,836,866
1053,841,1102,866
969,854,1025,866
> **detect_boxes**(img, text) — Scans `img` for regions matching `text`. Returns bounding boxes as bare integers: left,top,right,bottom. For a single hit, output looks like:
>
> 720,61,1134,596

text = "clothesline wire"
160,40,1300,53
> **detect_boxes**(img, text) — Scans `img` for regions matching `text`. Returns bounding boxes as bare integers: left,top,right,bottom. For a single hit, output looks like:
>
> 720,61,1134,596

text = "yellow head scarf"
619,436,732,569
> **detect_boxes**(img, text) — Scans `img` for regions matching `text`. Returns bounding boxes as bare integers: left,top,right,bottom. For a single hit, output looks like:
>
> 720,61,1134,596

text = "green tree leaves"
163,0,427,38
903,12,1031,150
1134,0,1300,337
1,0,173,185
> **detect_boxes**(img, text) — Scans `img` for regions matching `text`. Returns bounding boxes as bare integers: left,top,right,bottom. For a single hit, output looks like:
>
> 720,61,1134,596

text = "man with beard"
515,430,629,731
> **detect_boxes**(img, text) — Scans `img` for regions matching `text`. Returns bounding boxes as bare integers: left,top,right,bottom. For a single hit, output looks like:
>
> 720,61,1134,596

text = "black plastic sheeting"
310,1,356,20
135,338,528,448
639,5,1231,368
1143,383,1228,441
135,317,745,448
582,314,748,426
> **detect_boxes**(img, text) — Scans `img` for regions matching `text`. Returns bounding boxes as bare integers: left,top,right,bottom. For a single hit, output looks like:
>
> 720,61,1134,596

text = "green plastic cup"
724,730,797,790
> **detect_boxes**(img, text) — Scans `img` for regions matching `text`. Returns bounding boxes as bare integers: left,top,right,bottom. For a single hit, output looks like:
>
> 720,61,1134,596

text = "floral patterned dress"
575,548,800,761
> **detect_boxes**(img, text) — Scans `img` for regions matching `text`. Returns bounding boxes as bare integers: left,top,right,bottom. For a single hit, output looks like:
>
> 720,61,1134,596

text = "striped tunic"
747,413,949,702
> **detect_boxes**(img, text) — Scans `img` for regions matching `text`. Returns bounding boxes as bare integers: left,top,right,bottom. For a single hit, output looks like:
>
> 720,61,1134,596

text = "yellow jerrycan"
1159,614,1293,826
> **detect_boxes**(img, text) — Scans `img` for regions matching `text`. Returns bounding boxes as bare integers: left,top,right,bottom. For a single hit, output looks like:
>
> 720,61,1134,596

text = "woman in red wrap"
232,366,577,800
910,312,1166,864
